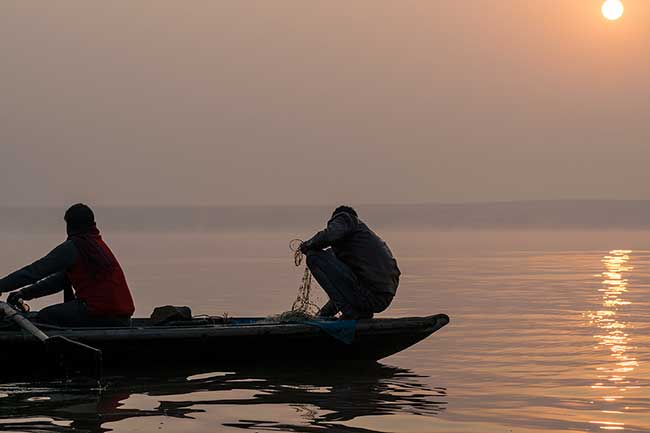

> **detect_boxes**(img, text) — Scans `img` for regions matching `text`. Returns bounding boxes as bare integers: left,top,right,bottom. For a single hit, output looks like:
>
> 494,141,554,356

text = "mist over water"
3,200,650,233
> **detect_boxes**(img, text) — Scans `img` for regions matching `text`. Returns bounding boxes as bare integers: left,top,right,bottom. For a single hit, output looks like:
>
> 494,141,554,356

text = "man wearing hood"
300,205,400,320
0,203,135,327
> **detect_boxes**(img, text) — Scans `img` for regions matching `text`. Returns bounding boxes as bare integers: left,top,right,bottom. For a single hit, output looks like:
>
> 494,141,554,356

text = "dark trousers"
306,249,393,319
36,300,131,328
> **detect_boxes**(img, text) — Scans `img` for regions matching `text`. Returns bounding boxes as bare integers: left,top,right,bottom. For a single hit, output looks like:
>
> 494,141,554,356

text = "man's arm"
19,272,71,301
0,241,78,294
300,212,356,252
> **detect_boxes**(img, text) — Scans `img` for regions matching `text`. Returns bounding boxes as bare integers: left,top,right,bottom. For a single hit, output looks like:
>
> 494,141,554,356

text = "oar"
0,301,103,379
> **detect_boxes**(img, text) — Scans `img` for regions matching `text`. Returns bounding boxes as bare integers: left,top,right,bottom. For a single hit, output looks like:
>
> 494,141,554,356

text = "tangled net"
268,239,319,322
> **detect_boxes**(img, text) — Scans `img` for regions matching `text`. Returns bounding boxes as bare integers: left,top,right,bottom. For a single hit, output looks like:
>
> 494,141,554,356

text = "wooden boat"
0,313,449,377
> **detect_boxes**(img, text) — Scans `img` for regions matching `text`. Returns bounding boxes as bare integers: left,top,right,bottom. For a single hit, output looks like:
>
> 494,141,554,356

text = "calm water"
0,229,649,433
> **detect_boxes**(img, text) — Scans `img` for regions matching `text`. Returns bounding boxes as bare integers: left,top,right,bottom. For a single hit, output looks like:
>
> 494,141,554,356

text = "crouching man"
300,206,400,320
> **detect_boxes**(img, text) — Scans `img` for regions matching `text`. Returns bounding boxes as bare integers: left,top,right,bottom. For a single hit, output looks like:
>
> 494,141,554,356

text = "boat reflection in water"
586,250,640,431
0,363,447,433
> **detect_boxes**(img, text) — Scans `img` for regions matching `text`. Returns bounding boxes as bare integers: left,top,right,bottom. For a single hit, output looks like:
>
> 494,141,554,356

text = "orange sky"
0,1,648,206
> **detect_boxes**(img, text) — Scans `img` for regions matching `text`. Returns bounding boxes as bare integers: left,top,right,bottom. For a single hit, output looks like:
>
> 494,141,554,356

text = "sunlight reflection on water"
585,250,641,430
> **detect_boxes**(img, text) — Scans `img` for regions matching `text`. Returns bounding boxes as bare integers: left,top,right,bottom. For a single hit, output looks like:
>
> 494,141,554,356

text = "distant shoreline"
1,200,650,231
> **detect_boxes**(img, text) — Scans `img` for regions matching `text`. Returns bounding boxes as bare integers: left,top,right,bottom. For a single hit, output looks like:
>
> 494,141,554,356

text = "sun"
602,0,624,21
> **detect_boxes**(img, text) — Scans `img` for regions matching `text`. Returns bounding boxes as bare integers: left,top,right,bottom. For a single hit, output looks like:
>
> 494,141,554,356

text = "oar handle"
0,301,103,380
0,302,49,342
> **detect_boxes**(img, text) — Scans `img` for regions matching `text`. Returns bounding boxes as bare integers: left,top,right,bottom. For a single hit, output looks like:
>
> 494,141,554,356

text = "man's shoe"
341,311,374,320
317,300,339,318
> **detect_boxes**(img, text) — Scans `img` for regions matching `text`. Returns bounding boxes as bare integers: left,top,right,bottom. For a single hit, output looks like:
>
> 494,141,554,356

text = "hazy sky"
1,1,648,206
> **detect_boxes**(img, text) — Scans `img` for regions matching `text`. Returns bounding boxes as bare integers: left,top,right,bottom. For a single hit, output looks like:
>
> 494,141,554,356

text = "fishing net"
268,239,319,322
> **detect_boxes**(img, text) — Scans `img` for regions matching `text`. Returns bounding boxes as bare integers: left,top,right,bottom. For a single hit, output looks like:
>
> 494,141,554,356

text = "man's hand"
6,290,25,307
299,240,311,255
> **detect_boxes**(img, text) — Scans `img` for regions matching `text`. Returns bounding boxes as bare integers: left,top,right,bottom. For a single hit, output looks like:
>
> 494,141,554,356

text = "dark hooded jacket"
301,212,400,295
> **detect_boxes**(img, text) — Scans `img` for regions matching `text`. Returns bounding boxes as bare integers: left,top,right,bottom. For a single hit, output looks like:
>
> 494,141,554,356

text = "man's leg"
305,250,373,319
368,292,394,314
37,301,131,327
36,299,90,327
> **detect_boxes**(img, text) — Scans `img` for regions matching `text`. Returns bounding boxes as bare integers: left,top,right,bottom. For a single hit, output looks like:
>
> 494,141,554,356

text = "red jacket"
66,234,135,317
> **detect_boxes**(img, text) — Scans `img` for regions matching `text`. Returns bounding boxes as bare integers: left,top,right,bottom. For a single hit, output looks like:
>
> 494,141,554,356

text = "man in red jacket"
0,203,135,327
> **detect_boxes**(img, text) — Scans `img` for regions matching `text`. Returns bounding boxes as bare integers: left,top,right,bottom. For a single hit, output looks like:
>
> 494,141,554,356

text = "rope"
289,239,302,266
288,239,318,315
269,239,319,322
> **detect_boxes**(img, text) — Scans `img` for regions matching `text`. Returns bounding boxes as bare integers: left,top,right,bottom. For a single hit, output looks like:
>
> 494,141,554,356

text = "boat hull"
0,314,449,377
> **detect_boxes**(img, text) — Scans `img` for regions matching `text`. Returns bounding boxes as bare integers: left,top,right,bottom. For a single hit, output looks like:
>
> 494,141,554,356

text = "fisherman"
300,205,400,320
0,203,135,327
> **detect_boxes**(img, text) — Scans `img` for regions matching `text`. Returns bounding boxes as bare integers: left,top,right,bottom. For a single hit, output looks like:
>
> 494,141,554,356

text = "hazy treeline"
1,201,650,233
